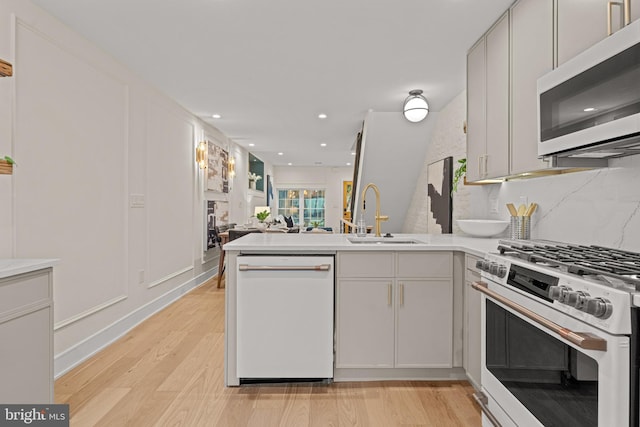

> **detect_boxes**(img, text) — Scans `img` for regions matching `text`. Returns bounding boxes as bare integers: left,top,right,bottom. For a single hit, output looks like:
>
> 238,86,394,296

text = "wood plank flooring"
55,277,481,426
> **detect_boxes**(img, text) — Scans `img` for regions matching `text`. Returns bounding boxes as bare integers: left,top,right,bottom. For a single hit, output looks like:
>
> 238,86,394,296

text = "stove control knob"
497,265,508,278
584,297,613,319
566,291,590,309
489,262,499,275
475,260,485,271
548,285,571,303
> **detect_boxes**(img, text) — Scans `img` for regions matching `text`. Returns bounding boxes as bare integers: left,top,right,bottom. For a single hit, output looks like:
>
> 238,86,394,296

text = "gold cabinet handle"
483,154,488,178
399,283,404,306
388,283,392,306
472,281,607,351
238,264,331,271
608,1,624,35
624,0,631,25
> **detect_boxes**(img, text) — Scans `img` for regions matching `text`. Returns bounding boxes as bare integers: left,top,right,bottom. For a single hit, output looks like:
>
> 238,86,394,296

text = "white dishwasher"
236,255,334,381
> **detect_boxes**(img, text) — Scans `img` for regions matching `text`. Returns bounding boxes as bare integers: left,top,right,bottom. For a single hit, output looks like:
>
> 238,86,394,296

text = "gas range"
476,239,640,335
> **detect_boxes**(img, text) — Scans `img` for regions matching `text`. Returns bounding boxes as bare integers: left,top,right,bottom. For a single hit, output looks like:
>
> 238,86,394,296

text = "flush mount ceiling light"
403,89,429,123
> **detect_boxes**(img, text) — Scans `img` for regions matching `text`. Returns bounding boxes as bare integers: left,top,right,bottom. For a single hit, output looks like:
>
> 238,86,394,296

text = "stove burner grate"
497,239,640,288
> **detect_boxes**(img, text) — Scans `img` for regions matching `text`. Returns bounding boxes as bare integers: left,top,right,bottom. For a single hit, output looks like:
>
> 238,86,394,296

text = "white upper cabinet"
466,11,510,181
557,0,639,66
466,38,486,182
510,0,554,174
467,0,640,182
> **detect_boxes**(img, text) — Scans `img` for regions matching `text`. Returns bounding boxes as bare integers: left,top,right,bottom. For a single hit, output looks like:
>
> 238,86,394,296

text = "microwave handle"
472,281,607,351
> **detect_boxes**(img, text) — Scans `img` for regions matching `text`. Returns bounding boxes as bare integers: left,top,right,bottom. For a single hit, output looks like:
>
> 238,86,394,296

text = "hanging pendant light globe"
403,89,429,123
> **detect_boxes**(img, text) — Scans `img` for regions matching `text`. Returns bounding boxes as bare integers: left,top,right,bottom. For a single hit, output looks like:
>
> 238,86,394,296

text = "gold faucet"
361,183,389,237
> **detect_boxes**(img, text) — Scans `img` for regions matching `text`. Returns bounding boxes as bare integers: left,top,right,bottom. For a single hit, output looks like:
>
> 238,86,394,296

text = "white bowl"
456,219,509,237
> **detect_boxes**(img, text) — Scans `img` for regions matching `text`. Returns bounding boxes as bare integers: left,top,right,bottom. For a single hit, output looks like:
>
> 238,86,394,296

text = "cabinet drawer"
466,255,481,272
0,269,51,317
397,252,452,278
338,252,394,278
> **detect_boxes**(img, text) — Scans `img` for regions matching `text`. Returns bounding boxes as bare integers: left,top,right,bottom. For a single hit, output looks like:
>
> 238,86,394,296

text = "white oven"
471,244,640,427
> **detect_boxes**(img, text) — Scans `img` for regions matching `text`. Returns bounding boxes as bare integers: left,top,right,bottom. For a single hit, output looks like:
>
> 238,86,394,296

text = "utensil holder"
510,216,530,240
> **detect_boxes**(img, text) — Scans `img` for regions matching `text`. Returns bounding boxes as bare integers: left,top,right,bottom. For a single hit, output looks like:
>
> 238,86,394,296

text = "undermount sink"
347,237,421,244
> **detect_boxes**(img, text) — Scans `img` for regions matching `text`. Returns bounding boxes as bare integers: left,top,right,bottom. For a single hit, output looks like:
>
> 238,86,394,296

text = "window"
277,189,325,227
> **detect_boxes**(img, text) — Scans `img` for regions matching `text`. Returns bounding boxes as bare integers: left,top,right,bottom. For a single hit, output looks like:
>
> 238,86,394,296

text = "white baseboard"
53,267,218,378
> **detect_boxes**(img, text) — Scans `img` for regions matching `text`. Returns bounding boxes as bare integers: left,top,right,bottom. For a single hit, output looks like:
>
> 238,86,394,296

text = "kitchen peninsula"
223,233,498,387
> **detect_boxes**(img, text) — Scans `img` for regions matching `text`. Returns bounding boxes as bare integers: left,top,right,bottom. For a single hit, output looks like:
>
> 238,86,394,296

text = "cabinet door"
466,38,486,182
557,0,613,66
336,279,394,368
0,307,52,403
396,280,453,368
511,0,553,175
485,12,510,179
464,277,482,389
633,0,640,22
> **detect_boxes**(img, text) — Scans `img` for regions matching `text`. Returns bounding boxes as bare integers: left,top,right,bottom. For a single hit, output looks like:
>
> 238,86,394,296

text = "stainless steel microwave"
537,19,640,160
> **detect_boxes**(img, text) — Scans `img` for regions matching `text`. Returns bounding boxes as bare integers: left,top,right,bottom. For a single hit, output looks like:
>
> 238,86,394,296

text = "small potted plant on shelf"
0,155,15,175
248,172,262,190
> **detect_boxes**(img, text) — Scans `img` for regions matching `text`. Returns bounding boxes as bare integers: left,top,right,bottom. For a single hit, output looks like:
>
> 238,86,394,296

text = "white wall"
0,0,231,376
357,111,435,234
273,166,353,230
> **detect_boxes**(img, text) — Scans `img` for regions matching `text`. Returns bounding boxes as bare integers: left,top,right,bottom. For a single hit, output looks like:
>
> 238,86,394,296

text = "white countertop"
0,259,59,279
223,233,500,257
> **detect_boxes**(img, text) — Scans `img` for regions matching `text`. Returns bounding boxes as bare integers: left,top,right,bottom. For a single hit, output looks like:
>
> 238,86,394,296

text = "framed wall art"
207,141,229,193
427,156,453,234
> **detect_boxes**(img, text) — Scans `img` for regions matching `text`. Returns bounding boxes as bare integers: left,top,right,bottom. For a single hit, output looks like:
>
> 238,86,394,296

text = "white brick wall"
403,91,470,233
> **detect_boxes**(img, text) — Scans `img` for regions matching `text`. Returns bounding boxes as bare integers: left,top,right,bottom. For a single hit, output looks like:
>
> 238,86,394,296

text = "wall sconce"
196,141,207,169
403,89,429,123
228,156,236,178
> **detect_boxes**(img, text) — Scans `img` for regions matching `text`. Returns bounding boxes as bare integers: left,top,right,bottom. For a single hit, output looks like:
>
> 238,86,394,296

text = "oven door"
473,280,630,427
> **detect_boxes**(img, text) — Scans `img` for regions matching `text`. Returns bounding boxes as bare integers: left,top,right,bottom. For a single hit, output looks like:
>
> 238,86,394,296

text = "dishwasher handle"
238,263,331,272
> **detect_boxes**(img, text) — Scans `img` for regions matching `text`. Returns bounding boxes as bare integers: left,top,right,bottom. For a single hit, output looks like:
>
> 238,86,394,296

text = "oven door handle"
473,392,502,427
472,281,607,351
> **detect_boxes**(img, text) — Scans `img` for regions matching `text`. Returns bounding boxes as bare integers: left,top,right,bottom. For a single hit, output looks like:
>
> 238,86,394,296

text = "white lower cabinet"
336,251,453,369
396,279,453,368
0,268,54,403
463,254,482,389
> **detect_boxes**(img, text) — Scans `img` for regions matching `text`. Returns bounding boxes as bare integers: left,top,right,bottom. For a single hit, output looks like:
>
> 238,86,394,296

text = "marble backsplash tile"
469,155,640,252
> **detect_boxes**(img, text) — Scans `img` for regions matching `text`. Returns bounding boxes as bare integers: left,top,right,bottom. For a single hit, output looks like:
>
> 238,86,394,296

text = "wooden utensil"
517,204,526,216
525,203,537,217
506,203,518,216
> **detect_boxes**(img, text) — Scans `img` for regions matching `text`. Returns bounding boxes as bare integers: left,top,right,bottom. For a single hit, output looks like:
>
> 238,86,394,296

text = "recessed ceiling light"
211,114,222,119
318,113,327,119
320,143,327,147
249,143,255,147
351,152,356,156
287,162,292,166
583,107,597,112
346,162,352,166
278,152,284,156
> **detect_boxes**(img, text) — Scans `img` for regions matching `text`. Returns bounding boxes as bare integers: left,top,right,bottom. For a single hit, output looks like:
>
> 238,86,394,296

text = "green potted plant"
0,155,15,175
255,210,270,223
452,158,466,194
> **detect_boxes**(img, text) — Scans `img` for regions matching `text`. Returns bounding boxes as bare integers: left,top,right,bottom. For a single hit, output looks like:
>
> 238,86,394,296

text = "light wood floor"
55,277,482,426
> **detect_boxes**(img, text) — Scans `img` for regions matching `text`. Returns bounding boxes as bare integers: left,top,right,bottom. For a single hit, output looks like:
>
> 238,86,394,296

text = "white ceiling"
31,0,513,167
